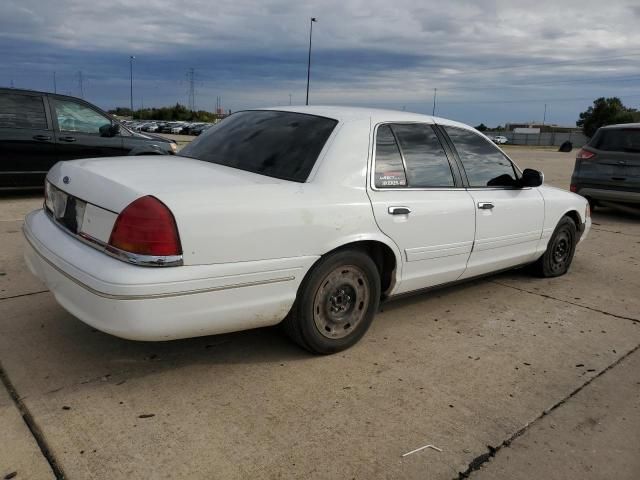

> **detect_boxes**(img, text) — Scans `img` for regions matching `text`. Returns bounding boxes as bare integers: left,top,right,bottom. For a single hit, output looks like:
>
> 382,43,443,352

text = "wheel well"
331,241,397,297
564,210,582,231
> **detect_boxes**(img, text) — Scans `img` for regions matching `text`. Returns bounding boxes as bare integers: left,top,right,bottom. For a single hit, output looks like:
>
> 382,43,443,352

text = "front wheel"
531,216,577,277
282,249,381,354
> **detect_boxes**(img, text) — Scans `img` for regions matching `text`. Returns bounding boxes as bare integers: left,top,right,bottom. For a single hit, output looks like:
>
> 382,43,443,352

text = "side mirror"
520,168,543,187
99,123,121,137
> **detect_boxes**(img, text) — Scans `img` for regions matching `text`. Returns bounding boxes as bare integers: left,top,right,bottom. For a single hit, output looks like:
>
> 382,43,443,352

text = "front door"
49,96,125,160
440,126,544,279
367,123,476,294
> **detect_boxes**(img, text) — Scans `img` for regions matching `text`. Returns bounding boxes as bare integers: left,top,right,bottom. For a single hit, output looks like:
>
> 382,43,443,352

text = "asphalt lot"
1,147,639,479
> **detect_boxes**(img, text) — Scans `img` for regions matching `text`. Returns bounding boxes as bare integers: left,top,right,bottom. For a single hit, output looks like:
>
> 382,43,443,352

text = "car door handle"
33,135,52,141
388,206,411,215
477,202,494,210
611,177,626,181
58,136,76,142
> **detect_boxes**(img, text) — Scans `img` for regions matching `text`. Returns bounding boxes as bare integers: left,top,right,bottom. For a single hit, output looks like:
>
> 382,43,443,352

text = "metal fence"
484,130,589,147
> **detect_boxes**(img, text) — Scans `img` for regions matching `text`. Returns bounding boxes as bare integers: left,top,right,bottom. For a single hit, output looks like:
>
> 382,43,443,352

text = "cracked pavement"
1,147,639,479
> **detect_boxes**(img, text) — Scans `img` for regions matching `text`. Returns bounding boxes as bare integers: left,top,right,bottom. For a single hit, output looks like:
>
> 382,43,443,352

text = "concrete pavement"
1,147,639,479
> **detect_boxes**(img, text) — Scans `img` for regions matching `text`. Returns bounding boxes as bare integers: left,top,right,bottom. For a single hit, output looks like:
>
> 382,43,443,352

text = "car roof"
258,105,474,131
600,123,640,130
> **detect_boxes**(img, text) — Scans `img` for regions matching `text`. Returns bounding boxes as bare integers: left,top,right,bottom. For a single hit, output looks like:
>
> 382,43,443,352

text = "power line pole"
542,103,547,126
306,17,317,106
187,67,196,111
77,71,84,98
53,71,57,93
289,93,292,105
432,88,437,116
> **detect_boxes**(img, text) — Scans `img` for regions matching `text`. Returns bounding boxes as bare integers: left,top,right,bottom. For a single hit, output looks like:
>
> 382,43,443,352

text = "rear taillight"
576,148,595,160
570,184,577,193
109,196,182,258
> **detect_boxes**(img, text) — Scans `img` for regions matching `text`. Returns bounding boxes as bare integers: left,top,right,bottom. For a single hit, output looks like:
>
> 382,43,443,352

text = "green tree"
474,123,488,132
577,97,638,137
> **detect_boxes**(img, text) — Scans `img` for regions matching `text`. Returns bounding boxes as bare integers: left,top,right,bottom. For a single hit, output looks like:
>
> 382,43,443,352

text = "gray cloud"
1,0,639,126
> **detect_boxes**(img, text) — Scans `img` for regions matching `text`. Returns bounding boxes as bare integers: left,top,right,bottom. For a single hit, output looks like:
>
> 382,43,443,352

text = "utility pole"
306,17,317,106
289,93,292,105
77,71,84,98
432,88,437,116
53,71,57,93
187,67,196,111
542,103,547,126
129,56,135,117
10,79,14,88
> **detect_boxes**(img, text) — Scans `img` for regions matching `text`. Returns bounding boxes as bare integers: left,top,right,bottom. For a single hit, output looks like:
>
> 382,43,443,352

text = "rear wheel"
283,249,381,354
532,216,577,277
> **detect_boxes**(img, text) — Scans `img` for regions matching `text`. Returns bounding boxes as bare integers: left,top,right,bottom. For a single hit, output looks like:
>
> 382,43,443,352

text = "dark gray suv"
571,124,640,208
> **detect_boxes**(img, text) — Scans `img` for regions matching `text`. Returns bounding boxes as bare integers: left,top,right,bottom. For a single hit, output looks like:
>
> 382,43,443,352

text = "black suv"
571,124,640,208
0,88,178,189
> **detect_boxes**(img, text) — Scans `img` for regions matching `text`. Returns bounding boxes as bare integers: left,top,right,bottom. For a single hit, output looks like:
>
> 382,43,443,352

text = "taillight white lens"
109,196,181,257
576,148,595,160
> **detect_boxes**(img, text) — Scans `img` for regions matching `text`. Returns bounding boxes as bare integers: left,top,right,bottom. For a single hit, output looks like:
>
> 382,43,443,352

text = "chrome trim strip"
24,228,295,301
44,206,183,267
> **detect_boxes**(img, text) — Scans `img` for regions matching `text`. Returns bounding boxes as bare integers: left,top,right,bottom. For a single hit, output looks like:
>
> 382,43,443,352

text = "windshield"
179,110,338,182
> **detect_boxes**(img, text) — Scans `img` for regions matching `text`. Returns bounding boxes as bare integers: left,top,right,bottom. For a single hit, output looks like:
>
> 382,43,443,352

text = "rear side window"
0,93,48,130
179,110,337,182
591,129,640,153
392,124,454,187
444,126,517,187
374,125,407,187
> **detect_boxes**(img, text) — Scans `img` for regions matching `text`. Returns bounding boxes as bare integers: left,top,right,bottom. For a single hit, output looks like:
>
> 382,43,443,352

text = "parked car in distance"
0,88,178,189
492,135,508,144
571,123,640,209
24,107,590,354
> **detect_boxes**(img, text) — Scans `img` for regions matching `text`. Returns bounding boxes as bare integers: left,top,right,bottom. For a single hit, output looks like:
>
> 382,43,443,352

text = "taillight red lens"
576,148,595,160
109,196,182,256
570,184,577,192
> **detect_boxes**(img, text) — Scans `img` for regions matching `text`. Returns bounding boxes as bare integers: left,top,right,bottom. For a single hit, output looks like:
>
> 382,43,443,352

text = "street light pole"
129,56,135,118
432,88,437,116
306,17,317,106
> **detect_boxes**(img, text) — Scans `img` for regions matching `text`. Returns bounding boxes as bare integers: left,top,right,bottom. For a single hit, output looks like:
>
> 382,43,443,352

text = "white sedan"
24,107,590,354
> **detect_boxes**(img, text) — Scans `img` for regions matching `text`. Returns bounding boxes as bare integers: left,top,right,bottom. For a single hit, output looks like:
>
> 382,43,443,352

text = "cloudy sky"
1,0,639,126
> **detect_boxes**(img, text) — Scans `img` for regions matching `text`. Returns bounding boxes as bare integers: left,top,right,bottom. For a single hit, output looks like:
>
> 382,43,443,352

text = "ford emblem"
63,176,70,184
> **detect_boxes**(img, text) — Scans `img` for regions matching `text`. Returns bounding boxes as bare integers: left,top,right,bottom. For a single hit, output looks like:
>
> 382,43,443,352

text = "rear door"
440,125,544,279
49,96,126,160
367,122,476,294
0,91,56,188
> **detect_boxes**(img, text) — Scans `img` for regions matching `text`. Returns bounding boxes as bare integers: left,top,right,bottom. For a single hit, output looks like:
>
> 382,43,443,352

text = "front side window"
374,125,407,188
0,93,48,130
51,98,112,135
444,126,517,187
392,124,454,187
179,110,337,182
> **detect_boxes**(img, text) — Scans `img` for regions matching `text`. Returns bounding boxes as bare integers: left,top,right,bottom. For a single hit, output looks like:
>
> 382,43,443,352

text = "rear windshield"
179,110,338,182
591,128,640,153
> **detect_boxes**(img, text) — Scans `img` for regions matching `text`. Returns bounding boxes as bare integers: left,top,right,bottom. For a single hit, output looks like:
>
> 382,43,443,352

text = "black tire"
586,197,597,211
282,249,381,354
531,216,577,277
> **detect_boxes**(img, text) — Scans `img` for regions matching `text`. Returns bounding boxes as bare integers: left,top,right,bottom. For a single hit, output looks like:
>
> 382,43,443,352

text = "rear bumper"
24,209,316,340
576,187,640,204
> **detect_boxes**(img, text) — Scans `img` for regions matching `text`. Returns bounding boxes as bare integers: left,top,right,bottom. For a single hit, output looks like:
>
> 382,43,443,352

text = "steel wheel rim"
550,230,571,272
313,264,370,339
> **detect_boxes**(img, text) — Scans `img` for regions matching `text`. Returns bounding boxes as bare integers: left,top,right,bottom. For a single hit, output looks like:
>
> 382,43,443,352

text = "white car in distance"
493,135,509,144
24,107,590,354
